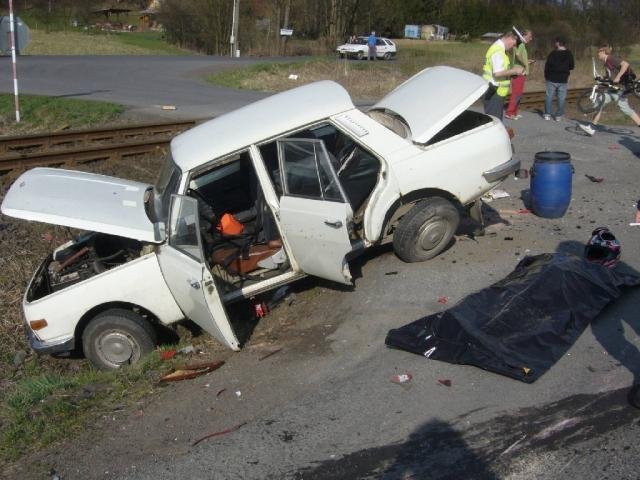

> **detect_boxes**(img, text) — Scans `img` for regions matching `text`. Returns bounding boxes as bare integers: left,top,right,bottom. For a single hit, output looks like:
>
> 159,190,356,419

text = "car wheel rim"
97,330,140,367
417,217,447,250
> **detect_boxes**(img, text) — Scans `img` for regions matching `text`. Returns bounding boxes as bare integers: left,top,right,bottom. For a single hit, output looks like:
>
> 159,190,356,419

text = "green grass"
207,60,311,89
0,352,166,462
0,94,125,135
109,31,194,55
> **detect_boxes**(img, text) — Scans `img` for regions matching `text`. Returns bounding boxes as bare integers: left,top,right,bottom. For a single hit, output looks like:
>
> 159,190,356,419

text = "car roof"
171,81,355,172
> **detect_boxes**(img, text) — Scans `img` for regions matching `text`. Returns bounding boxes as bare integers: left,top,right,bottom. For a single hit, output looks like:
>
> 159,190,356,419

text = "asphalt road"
5,58,640,479
0,55,273,119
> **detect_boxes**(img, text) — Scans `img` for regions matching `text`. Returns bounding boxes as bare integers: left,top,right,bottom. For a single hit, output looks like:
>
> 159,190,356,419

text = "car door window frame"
167,194,205,263
277,138,348,203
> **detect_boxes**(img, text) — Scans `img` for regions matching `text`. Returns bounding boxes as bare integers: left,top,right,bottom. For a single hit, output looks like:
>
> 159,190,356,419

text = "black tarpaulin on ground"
385,253,640,383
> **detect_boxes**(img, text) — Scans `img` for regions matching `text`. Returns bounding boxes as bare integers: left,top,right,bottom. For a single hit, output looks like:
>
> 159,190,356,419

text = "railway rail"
0,89,591,173
0,120,196,174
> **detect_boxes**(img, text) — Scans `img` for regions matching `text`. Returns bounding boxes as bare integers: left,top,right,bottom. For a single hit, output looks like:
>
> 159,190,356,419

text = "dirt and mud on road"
6,110,640,480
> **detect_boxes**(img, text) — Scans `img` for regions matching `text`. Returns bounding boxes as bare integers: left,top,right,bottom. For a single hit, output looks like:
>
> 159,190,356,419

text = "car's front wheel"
83,309,157,370
393,197,460,262
383,52,392,60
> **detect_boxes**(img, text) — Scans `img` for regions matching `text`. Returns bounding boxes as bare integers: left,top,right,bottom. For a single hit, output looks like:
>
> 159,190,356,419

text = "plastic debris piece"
192,422,247,446
235,390,242,397
178,345,196,355
288,74,299,80
385,271,399,276
160,361,224,383
160,349,176,361
483,189,510,201
585,174,604,183
161,105,177,110
437,296,448,304
437,379,452,387
504,237,514,241
259,347,283,361
518,209,530,214
523,367,531,375
390,373,412,384
216,388,226,397
254,301,269,318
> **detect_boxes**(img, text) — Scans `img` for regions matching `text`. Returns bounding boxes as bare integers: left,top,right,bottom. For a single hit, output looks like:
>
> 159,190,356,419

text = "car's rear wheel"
393,197,460,262
357,51,364,60
83,309,156,370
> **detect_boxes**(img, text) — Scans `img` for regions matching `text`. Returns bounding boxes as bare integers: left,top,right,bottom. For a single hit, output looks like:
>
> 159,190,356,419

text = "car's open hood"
1,168,164,243
371,66,489,144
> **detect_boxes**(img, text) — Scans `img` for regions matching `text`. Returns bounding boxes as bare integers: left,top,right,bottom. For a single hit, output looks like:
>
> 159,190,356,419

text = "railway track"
0,120,196,174
517,87,589,109
0,89,591,174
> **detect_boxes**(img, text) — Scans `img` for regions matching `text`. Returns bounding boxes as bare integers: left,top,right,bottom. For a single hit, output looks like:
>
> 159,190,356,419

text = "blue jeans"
545,82,568,117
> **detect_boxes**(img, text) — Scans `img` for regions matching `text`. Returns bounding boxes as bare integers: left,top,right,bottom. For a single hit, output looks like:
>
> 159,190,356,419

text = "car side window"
277,139,343,202
376,38,384,46
168,194,204,262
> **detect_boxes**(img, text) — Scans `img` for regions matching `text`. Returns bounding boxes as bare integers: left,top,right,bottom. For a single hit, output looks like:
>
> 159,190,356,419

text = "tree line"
2,0,640,57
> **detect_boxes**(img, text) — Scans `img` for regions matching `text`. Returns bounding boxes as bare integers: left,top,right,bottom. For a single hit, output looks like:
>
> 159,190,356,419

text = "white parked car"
2,66,518,369
336,36,397,60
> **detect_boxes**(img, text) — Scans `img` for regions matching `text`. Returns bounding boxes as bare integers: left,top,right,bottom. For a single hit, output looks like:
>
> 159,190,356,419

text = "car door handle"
324,220,343,228
188,279,201,290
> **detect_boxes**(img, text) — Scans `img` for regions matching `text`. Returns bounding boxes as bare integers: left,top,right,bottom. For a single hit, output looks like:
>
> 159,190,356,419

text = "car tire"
357,51,364,60
82,309,157,370
393,197,460,263
383,52,392,60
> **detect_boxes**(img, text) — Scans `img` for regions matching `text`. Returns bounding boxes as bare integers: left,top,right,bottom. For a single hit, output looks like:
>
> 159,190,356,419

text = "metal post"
9,0,21,123
230,0,240,58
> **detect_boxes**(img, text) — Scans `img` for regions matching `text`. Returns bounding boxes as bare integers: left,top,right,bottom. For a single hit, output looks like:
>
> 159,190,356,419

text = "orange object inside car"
217,213,244,236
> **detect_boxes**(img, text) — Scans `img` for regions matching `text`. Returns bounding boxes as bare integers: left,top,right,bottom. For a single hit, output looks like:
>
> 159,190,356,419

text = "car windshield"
151,153,182,224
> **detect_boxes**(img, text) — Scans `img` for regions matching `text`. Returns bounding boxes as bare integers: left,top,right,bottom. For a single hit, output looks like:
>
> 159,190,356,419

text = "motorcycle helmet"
584,227,621,268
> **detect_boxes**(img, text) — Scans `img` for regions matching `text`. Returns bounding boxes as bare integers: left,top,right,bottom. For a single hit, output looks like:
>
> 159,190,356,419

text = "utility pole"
9,0,20,123
230,0,240,57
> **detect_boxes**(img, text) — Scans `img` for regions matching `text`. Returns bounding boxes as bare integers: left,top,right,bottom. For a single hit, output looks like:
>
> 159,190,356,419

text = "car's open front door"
156,194,239,350
276,139,354,285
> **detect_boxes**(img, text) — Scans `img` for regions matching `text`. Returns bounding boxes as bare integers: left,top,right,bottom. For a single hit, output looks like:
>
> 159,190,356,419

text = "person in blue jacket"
367,31,377,61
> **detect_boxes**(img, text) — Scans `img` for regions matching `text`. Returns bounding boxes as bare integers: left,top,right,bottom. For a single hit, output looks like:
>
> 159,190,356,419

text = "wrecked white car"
1,66,518,369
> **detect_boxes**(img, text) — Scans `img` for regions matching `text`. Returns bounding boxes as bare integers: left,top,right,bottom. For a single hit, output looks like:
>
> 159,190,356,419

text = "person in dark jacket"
543,36,575,121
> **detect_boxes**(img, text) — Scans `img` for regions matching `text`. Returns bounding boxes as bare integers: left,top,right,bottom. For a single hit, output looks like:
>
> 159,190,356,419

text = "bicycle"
577,75,640,114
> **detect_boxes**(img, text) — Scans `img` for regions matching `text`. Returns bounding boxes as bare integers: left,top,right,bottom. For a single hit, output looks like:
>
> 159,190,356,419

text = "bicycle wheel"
577,88,605,114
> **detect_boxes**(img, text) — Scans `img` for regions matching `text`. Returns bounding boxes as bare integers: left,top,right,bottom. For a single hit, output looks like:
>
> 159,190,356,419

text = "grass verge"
0,94,125,136
0,351,167,462
23,29,193,55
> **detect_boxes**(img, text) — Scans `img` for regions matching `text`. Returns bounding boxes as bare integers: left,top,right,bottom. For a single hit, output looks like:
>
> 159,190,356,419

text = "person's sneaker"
554,116,563,122
543,114,552,120
579,123,596,136
505,114,519,120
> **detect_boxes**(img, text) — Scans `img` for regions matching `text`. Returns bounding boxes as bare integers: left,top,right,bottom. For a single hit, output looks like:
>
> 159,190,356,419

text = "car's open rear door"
156,195,239,350
276,138,354,285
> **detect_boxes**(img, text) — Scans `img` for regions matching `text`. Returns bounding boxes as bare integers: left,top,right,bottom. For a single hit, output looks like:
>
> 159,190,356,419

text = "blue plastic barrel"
530,151,572,218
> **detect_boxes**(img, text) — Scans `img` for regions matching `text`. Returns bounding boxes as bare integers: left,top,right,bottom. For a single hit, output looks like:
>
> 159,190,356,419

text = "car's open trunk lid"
370,66,489,144
1,168,164,243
